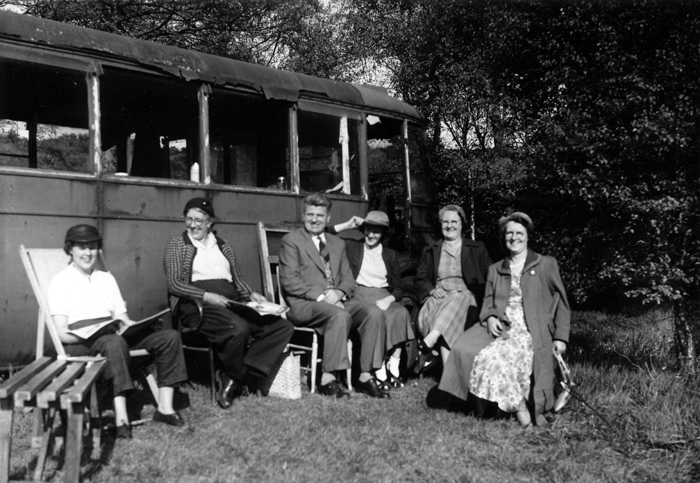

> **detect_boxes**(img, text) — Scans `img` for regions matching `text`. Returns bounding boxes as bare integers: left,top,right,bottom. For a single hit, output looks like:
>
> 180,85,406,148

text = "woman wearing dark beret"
164,198,293,409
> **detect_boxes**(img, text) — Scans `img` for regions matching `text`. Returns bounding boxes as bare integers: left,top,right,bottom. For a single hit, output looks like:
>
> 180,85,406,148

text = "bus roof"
0,11,424,123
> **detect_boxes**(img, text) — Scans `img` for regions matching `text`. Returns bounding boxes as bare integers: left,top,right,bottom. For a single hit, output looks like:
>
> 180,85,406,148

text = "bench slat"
61,361,106,407
14,360,68,407
0,357,53,399
37,363,86,408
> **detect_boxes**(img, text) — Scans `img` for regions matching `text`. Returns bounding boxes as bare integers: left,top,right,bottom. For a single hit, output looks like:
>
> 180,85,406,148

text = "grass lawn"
6,309,700,482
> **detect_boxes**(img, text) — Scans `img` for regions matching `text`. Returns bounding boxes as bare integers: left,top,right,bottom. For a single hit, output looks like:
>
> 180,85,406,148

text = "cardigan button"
530,270,536,275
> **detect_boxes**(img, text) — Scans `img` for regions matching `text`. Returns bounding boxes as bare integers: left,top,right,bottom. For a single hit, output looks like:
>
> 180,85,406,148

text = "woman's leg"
113,395,129,427
423,329,441,349
516,400,532,427
130,329,187,415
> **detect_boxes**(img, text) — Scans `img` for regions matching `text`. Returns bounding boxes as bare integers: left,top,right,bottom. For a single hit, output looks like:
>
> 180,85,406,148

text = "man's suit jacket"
279,227,356,321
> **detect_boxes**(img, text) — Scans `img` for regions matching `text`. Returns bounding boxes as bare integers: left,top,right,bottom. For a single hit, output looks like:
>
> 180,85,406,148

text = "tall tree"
5,0,328,67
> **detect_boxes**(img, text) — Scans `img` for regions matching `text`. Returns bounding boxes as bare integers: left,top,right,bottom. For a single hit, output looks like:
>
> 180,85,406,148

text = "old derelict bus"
0,11,436,367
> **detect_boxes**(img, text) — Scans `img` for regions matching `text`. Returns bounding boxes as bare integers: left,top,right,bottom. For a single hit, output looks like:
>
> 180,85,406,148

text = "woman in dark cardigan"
330,211,414,389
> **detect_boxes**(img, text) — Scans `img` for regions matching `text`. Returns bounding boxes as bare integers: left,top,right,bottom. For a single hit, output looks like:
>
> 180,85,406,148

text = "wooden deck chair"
19,245,160,404
256,222,352,393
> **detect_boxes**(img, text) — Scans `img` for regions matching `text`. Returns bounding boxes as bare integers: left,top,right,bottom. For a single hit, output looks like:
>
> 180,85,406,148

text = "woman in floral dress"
435,212,570,427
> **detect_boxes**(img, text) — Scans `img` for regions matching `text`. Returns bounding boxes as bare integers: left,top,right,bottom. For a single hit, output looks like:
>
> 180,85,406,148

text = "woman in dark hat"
164,198,294,409
433,212,570,427
330,211,414,390
48,224,188,439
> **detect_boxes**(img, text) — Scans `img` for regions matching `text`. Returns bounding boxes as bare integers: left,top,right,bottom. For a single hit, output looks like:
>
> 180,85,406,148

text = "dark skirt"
353,286,414,351
438,322,494,400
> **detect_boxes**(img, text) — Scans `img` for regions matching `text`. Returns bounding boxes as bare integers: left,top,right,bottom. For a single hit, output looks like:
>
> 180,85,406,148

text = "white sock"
388,356,401,378
375,362,387,381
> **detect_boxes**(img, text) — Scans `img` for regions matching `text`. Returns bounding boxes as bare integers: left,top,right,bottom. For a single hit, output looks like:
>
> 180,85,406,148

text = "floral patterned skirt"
469,305,534,413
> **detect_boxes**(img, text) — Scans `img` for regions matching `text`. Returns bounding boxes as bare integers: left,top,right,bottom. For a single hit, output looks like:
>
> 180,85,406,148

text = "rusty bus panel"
0,11,431,367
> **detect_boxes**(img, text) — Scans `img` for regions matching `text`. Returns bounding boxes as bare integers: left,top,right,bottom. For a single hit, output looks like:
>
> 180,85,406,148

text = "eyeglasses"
185,217,208,226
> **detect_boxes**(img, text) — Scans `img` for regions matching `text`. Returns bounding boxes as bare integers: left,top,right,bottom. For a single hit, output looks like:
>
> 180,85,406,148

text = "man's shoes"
317,379,351,398
153,410,185,427
216,370,244,409
115,424,132,440
354,378,391,399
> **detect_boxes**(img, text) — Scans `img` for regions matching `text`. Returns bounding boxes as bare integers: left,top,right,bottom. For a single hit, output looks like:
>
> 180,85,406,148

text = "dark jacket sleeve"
547,258,571,343
414,247,435,303
383,248,404,301
479,263,500,325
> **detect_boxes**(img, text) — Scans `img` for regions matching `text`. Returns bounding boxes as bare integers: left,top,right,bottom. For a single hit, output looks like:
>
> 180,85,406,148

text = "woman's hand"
250,292,267,304
430,287,448,298
553,340,567,355
375,295,395,311
203,291,233,307
334,216,365,233
487,316,503,338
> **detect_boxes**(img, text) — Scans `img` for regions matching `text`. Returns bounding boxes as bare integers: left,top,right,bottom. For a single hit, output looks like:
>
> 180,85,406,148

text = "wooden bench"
0,356,106,483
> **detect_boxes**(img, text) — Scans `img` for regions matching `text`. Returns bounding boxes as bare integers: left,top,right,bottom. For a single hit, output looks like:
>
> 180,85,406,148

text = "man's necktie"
317,236,333,287
317,236,330,263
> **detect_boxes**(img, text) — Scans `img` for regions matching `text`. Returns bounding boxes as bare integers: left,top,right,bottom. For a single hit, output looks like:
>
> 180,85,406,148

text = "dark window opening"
209,90,289,188
0,59,90,172
100,67,197,179
298,109,361,195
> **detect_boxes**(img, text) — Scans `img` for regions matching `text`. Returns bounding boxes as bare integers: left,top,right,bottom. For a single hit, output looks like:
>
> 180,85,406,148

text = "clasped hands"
203,291,267,307
319,288,345,308
486,316,567,354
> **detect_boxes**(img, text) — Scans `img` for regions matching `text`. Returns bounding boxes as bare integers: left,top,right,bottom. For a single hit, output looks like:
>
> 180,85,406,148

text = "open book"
227,299,289,319
67,308,170,340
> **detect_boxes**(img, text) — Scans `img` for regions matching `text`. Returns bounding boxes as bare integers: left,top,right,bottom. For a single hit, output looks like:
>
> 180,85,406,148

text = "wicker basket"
267,351,302,400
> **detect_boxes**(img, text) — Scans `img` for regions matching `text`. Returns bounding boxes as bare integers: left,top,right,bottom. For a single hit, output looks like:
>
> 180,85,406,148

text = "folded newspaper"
227,300,289,318
67,308,170,340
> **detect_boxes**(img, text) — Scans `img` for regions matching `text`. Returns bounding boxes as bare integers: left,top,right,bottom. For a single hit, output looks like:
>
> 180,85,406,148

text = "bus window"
100,67,198,179
408,123,435,204
298,109,361,195
209,90,289,188
365,115,406,250
0,59,90,173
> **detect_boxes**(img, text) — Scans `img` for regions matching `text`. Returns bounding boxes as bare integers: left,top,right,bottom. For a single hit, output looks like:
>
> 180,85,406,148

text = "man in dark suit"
279,193,388,398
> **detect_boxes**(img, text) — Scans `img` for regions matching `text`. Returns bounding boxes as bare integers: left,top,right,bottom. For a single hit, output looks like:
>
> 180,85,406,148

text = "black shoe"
116,424,132,440
317,379,351,398
414,340,439,375
153,410,185,427
375,376,392,392
354,378,391,399
216,370,244,409
387,372,405,388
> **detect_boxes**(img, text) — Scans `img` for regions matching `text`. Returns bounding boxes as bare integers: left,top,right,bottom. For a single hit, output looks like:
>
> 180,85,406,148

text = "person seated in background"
279,193,389,399
164,197,294,409
330,211,415,390
434,212,571,427
48,224,188,439
414,205,491,373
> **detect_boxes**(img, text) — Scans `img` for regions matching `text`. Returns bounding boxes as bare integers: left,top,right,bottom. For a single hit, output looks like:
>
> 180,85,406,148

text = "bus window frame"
0,45,428,204
296,100,366,198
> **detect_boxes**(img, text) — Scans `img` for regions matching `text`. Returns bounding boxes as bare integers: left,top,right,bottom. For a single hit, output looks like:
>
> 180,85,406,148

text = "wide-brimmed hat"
363,210,390,228
65,224,102,244
183,197,215,218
